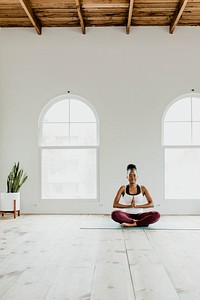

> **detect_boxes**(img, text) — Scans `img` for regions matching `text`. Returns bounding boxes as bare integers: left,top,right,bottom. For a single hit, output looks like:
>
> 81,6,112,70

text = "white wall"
1,26,200,214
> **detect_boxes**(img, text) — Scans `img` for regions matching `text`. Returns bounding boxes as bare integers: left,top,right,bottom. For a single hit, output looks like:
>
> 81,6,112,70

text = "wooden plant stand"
0,199,20,218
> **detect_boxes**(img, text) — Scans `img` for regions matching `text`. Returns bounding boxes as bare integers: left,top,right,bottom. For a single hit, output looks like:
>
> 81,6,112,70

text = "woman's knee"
152,211,161,221
111,210,121,221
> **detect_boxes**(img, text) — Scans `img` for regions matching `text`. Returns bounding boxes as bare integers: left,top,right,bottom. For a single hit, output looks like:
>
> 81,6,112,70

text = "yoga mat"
80,220,200,230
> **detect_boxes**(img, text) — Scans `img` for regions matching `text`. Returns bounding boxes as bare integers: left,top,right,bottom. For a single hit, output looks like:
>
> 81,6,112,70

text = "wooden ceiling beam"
75,0,86,34
170,0,189,34
126,0,135,34
19,0,41,35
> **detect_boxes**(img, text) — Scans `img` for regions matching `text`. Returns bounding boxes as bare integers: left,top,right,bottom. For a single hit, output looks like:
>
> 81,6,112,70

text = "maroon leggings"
111,210,160,227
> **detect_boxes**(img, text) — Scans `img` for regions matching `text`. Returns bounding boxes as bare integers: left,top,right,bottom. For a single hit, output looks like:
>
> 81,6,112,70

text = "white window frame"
38,94,100,203
162,92,200,201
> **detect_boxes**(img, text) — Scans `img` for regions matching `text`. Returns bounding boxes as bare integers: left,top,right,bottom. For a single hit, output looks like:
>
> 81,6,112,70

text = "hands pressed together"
131,197,137,208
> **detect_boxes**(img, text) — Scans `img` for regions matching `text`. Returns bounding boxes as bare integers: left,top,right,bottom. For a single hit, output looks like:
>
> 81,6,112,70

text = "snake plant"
7,162,28,193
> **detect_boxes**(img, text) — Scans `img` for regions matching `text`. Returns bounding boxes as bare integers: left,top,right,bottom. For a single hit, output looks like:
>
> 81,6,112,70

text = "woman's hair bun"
127,164,137,171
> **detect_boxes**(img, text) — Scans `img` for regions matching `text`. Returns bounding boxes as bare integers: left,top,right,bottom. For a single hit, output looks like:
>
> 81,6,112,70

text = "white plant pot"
0,192,20,211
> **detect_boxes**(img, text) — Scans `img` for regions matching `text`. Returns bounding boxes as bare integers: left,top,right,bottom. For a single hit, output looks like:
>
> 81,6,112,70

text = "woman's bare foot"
121,221,137,227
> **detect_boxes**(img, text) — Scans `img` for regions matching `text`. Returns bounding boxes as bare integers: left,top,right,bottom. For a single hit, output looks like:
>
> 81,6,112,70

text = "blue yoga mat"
80,220,200,230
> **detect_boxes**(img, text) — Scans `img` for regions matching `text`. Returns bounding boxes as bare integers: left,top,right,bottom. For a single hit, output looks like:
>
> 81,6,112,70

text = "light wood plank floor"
1,214,200,300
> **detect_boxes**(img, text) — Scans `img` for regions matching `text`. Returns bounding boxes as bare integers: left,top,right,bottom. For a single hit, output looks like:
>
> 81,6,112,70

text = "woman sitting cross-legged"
111,163,160,227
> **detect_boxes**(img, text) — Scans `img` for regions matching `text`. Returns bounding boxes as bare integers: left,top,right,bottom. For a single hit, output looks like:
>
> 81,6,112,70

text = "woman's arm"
113,186,134,208
132,185,154,208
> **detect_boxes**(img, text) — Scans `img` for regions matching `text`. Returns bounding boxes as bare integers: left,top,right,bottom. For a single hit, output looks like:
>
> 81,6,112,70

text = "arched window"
163,93,200,200
39,94,99,201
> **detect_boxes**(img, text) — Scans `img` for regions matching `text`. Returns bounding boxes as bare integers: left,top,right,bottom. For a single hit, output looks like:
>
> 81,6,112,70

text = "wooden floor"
1,214,200,300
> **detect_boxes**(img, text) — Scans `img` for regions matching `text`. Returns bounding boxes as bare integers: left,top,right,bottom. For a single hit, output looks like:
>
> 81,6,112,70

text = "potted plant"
0,162,28,218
